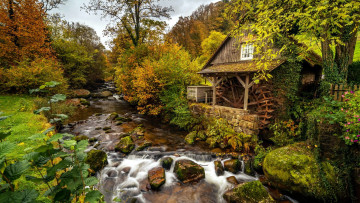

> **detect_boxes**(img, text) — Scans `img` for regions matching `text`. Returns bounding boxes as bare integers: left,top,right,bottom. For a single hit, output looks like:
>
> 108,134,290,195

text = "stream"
61,83,295,203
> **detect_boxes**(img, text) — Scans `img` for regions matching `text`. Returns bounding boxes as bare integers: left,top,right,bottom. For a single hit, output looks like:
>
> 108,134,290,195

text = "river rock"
107,112,118,120
116,116,132,122
224,159,241,174
80,98,90,106
135,140,152,151
101,91,113,98
226,176,239,185
85,150,108,172
160,157,173,170
148,167,166,190
115,136,135,154
263,143,344,200
72,89,91,98
244,156,255,176
214,160,224,176
174,159,205,183
223,181,274,203
73,135,88,142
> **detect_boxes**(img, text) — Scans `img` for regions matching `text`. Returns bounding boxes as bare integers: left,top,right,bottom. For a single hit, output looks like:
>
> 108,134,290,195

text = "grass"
354,34,360,62
0,95,51,159
0,95,53,202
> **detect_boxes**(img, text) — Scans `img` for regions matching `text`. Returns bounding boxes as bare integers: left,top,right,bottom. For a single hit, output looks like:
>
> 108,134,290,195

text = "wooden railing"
330,84,360,101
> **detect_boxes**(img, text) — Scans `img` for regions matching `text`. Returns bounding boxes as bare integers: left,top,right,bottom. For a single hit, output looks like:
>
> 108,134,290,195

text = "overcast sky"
51,0,219,49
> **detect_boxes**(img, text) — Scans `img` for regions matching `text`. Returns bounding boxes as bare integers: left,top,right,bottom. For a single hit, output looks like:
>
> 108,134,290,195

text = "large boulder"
148,167,166,190
101,91,113,98
214,160,224,176
115,136,135,154
263,143,344,200
85,150,108,172
224,159,241,174
174,159,205,183
223,181,274,203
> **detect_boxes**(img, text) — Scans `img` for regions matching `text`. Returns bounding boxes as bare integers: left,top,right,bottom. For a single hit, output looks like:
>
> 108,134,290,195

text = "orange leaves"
0,0,52,66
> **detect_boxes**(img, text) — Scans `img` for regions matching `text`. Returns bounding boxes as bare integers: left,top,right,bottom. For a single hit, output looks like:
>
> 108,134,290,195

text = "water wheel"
253,84,275,129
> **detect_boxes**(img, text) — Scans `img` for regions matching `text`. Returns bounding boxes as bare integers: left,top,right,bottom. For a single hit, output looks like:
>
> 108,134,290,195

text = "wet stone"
174,159,205,184
148,167,166,190
107,170,118,178
226,176,239,185
160,157,173,170
224,159,241,174
214,160,224,176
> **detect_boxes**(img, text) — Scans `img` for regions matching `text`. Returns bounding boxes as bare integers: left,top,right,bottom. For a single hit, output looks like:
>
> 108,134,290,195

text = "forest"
0,0,360,202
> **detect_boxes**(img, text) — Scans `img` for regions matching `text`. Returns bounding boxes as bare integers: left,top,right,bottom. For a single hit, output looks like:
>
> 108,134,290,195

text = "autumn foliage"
0,0,52,67
115,43,201,124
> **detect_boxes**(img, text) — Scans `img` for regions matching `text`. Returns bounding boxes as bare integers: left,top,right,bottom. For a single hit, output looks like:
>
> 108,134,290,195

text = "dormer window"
241,43,254,60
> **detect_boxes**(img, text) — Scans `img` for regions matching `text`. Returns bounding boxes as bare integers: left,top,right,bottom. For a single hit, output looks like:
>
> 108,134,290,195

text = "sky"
51,0,220,49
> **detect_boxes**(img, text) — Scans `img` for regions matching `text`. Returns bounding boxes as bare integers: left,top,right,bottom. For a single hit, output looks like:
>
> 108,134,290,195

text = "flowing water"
61,83,295,203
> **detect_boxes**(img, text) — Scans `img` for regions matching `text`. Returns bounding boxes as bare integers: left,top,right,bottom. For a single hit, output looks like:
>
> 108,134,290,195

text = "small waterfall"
98,151,257,203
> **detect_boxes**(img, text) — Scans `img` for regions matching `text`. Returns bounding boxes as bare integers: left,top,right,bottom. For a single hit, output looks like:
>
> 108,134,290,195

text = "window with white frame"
241,43,254,60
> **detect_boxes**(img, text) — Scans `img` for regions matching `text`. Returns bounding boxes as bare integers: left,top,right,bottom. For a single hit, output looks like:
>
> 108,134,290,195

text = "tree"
84,0,173,46
0,0,52,67
226,0,360,83
37,0,67,12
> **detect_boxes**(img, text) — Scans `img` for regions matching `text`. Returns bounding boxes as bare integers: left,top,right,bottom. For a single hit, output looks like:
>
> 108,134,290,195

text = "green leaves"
4,161,30,181
50,94,66,103
63,140,77,148
0,141,16,158
85,190,102,203
0,189,39,203
44,81,61,88
33,107,50,114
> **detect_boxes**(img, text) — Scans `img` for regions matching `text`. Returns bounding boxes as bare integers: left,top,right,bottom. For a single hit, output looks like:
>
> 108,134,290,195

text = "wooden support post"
212,77,217,106
244,74,249,110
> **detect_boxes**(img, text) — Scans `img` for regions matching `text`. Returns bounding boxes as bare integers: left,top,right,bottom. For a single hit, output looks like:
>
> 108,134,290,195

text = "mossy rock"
95,113,102,117
224,159,241,174
223,181,274,203
85,150,108,172
73,135,88,142
214,160,224,176
116,121,123,126
174,159,205,183
115,136,135,154
115,116,132,122
80,98,90,106
244,157,255,176
89,137,98,143
148,167,166,190
135,140,152,151
263,143,344,200
160,157,173,170
95,127,102,130
107,112,118,120
103,126,111,131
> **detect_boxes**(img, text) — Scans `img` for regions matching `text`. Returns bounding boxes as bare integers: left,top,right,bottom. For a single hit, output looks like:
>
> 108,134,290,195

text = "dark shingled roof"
198,60,286,74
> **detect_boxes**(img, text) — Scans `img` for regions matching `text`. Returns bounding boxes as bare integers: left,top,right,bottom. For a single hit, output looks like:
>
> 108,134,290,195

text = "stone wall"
190,104,260,135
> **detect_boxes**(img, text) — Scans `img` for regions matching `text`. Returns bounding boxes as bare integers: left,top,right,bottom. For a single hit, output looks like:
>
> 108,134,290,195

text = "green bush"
269,119,301,147
341,90,360,145
0,58,68,94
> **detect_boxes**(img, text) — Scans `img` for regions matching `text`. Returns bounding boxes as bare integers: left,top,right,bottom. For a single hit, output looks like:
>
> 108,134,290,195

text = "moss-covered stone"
107,112,118,120
73,135,88,142
174,159,205,183
244,157,255,176
89,137,98,143
116,121,123,126
103,126,111,131
214,160,224,176
160,157,173,170
148,167,165,190
226,176,239,185
263,143,344,200
115,116,132,122
95,113,102,116
135,140,152,151
223,181,274,203
224,159,241,174
115,136,135,154
95,127,102,130
85,150,108,172
80,98,90,106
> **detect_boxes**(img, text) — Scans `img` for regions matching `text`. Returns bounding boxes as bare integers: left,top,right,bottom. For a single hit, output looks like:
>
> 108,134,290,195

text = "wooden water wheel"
253,84,275,129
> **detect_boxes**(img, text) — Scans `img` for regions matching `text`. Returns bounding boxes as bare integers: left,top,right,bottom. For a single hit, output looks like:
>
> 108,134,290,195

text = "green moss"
161,157,173,170
103,126,111,131
115,116,131,122
73,135,88,142
85,150,108,172
263,143,343,200
233,181,274,203
115,136,135,154
185,131,196,144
